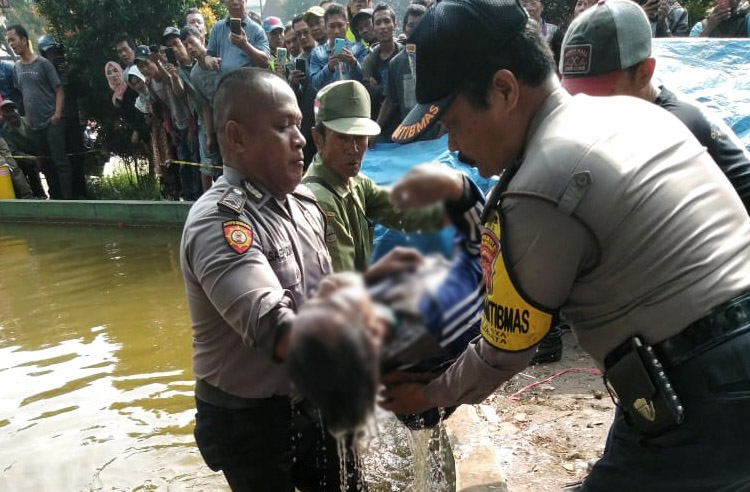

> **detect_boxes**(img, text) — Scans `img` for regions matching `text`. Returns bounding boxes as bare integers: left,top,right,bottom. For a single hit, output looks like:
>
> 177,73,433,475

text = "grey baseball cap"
560,0,652,96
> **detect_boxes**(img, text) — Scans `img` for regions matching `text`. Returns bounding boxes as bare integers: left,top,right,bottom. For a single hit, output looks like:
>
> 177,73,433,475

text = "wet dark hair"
7,25,29,42
403,4,426,30
292,14,305,26
325,3,348,24
460,21,554,109
286,316,378,435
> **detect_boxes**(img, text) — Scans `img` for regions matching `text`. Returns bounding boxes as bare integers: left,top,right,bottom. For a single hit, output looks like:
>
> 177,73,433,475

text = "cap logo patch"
392,104,440,142
562,44,592,75
223,220,253,254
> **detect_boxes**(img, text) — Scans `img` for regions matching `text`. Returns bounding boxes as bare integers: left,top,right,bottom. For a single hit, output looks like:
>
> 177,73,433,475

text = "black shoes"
530,324,564,365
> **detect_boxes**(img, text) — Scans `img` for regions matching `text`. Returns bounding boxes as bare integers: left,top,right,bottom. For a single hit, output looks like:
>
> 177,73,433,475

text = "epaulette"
217,186,247,215
292,183,318,203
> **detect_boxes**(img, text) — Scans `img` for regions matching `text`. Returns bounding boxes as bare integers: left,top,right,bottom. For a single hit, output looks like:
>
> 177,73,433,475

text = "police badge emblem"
222,220,253,254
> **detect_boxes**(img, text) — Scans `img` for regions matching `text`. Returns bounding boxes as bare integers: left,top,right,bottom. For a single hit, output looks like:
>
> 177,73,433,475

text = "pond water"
0,223,452,492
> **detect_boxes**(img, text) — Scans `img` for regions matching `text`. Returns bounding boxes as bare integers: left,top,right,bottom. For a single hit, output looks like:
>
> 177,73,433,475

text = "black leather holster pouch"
604,336,685,436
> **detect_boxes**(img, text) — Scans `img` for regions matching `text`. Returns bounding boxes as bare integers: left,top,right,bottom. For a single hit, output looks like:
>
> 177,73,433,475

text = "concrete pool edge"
0,199,192,227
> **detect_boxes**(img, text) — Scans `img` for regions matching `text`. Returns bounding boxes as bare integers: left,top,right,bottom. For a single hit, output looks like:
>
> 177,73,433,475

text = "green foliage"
88,166,161,201
31,0,204,160
683,0,713,27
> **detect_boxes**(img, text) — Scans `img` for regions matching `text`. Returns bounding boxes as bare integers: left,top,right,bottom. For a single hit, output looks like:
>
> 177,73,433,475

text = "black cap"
134,45,152,62
392,0,528,144
351,8,374,29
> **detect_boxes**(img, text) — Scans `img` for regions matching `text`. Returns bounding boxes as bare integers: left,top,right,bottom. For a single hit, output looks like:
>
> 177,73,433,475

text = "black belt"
654,292,750,367
195,378,288,410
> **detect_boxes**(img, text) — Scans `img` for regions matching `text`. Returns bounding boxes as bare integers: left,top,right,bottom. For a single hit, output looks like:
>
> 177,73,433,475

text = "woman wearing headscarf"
105,61,128,108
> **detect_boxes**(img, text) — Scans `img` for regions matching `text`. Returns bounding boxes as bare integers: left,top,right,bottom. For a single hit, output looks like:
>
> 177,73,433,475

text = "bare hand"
704,4,732,34
339,48,357,66
273,59,286,78
379,382,430,414
327,53,339,71
50,114,61,126
204,56,221,71
165,62,179,79
365,246,424,282
230,29,249,50
290,69,306,86
391,164,465,209
131,131,140,144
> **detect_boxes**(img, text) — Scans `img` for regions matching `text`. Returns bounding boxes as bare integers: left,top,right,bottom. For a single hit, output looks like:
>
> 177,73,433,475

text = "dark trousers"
582,329,750,491
194,397,366,492
64,122,87,199
18,159,47,198
34,122,71,199
175,126,201,201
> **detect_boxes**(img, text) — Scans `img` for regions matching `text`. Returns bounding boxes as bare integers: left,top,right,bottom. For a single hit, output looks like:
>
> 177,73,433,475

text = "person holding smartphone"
309,3,366,92
204,0,270,75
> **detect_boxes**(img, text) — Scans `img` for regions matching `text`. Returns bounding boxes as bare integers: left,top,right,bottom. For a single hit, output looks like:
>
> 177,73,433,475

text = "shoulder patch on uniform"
217,187,247,215
222,220,253,254
292,183,318,202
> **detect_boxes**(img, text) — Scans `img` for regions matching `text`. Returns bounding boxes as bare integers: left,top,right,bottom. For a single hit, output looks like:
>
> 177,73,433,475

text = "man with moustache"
204,0,270,74
382,0,750,489
180,68,364,491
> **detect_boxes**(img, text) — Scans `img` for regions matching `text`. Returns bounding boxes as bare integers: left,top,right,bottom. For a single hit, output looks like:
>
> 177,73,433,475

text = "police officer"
180,68,363,491
380,0,750,490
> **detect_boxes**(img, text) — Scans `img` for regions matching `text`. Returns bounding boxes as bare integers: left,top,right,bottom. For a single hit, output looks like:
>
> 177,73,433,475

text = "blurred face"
115,40,135,66
268,28,284,52
285,29,301,56
165,36,191,65
228,78,306,198
129,76,148,95
373,11,394,43
136,59,159,81
2,107,20,126
184,35,207,60
326,14,348,44
573,0,597,18
294,20,316,52
404,14,423,38
307,15,326,43
106,64,123,85
43,46,65,66
314,127,368,181
187,12,207,37
520,0,542,21
442,92,520,179
7,30,28,57
356,18,375,44
223,0,246,19
348,0,370,16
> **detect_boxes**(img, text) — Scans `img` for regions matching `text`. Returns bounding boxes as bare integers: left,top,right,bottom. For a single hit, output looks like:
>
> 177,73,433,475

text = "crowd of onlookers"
0,0,748,201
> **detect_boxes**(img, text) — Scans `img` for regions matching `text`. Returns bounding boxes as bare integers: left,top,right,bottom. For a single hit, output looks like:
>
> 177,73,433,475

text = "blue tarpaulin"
363,39,750,260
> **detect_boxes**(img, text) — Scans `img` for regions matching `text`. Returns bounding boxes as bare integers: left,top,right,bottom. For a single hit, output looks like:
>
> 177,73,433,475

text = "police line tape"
9,151,223,171
167,159,222,170
10,149,108,160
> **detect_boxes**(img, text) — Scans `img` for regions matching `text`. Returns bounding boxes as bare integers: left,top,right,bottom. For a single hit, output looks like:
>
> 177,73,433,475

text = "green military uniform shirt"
303,153,445,272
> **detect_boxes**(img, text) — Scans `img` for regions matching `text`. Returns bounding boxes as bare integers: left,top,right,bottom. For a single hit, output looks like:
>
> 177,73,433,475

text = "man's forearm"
54,86,64,118
244,43,270,68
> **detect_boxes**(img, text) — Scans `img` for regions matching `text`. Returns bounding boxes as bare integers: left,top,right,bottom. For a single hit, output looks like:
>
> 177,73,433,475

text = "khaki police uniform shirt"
424,88,750,408
180,166,332,399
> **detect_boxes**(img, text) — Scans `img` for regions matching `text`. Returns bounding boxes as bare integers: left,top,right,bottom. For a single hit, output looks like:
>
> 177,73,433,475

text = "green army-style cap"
314,80,381,137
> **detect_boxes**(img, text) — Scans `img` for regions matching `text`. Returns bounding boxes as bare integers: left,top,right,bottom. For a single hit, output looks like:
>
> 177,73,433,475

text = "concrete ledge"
0,199,193,227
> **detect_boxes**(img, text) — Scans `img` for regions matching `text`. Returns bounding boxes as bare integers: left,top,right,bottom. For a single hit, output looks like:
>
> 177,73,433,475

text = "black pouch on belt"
604,336,685,436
